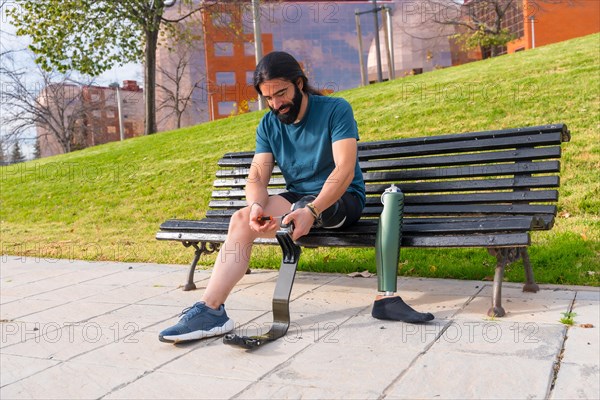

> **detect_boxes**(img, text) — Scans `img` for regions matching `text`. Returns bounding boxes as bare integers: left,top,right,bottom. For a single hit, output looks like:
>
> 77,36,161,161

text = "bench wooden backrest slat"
206,204,557,219
217,146,562,175
362,160,560,181
209,190,558,210
220,124,569,158
214,160,561,188
211,176,560,199
357,132,563,160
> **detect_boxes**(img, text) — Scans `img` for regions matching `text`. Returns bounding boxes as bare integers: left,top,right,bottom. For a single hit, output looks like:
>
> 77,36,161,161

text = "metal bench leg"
521,248,540,293
181,241,220,291
224,227,301,349
488,248,509,317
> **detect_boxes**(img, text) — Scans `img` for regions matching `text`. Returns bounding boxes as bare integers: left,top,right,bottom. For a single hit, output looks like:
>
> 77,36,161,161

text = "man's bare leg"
202,195,292,309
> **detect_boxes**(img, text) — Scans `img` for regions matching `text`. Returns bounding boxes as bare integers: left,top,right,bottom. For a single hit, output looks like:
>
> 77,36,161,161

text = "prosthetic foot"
371,185,434,323
223,219,300,350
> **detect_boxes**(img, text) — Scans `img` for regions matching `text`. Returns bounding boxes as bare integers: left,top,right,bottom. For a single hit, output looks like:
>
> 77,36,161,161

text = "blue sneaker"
159,302,234,343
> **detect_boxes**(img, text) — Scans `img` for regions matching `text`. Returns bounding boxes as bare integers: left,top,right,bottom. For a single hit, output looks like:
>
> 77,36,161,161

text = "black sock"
371,296,434,323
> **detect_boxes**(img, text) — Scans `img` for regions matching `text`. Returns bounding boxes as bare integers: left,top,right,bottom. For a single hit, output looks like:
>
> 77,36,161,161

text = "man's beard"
271,85,303,124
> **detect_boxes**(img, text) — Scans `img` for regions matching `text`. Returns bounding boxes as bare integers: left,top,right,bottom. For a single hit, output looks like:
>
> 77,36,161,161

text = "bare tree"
0,51,96,155
156,32,206,130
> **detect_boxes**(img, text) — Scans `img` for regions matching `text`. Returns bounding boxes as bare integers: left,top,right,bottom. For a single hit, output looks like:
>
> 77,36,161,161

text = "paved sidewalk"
0,255,598,399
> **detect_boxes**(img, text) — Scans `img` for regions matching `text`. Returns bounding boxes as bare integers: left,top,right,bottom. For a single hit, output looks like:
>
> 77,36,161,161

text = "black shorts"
277,191,364,228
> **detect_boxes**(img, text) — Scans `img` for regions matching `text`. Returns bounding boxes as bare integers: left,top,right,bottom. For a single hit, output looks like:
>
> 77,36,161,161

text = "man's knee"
229,208,250,230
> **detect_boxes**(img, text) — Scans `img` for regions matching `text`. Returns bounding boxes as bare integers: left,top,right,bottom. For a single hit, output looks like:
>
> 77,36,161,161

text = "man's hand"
248,204,278,233
282,207,315,241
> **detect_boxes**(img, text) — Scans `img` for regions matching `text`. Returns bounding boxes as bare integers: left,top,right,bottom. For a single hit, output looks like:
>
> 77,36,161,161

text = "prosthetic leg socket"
376,184,404,294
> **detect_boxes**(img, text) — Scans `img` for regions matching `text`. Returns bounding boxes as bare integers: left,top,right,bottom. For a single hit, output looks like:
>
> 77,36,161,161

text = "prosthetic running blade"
223,222,300,350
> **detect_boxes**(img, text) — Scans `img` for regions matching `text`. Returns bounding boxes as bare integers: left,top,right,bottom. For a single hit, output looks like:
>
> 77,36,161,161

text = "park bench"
157,124,570,321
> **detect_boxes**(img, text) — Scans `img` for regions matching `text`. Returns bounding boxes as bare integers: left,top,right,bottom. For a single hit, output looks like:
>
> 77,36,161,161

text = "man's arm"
312,137,357,214
285,137,358,240
246,152,276,232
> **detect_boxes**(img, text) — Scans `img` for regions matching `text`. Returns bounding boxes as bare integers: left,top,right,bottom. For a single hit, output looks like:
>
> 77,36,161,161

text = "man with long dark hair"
159,51,431,344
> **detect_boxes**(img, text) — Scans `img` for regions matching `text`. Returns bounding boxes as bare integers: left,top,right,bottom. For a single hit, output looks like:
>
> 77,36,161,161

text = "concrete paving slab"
0,361,147,400
456,290,575,324
22,283,115,303
86,303,184,330
1,322,135,362
80,284,174,305
17,301,128,325
551,361,600,400
103,371,256,399
1,321,51,349
0,354,60,387
385,349,557,399
430,319,566,360
0,298,67,322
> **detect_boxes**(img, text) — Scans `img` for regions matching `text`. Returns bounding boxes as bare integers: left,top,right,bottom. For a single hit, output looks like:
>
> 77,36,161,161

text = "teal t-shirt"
255,95,366,208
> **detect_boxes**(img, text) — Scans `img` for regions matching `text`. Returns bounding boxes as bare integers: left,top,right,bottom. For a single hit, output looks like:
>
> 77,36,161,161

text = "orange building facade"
201,5,274,120
37,81,144,158
507,0,599,53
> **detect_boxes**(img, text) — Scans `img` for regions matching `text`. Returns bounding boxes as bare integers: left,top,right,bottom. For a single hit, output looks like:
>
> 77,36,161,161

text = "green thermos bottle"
375,184,404,295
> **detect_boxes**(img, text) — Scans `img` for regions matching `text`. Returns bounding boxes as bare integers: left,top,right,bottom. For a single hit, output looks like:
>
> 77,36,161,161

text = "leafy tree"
10,141,25,164
9,0,225,135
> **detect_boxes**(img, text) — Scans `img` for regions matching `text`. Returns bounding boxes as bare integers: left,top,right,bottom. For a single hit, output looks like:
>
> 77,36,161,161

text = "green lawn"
1,33,599,286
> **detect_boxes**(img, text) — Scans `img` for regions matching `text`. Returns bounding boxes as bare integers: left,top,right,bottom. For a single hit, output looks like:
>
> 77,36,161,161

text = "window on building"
216,72,236,85
218,101,236,116
214,42,234,57
246,71,254,85
212,13,232,28
244,42,255,56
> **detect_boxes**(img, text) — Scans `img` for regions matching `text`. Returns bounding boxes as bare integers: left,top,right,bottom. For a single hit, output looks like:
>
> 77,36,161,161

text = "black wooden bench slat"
219,124,569,159
161,214,554,232
213,160,561,188
211,176,560,199
366,176,560,194
208,189,557,210
160,217,534,235
217,146,562,170
377,204,558,216
360,146,561,170
385,190,559,205
204,203,557,219
362,160,560,182
299,232,531,248
356,124,569,150
156,230,530,249
357,132,563,161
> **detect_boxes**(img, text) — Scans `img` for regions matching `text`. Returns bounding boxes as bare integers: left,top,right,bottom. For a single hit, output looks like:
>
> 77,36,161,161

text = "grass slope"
2,33,599,286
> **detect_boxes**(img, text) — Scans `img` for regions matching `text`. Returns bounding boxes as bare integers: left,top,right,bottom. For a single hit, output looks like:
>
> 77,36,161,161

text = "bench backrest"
208,124,570,230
